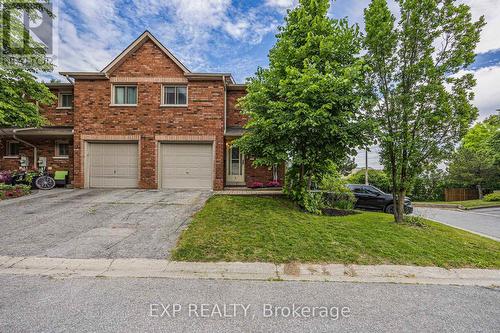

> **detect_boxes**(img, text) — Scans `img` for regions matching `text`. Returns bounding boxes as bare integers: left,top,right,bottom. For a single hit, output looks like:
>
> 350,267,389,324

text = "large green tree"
447,115,500,193
0,0,56,127
364,0,485,222
236,0,373,195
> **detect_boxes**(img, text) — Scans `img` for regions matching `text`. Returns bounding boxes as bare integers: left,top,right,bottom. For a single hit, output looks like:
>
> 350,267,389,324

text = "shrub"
0,171,13,184
484,192,500,202
321,171,356,210
409,169,447,201
0,184,31,200
302,191,324,215
347,169,391,193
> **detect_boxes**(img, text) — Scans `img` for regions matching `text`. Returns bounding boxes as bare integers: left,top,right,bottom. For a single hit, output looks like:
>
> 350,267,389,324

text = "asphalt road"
0,189,210,259
0,275,498,333
414,207,500,241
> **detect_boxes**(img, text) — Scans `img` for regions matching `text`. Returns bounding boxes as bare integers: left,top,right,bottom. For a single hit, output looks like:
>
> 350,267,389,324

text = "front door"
226,145,245,185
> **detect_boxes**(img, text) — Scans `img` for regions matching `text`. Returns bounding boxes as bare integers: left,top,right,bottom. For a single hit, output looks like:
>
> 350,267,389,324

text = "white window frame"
161,85,188,107
5,140,20,158
57,92,74,109
55,140,70,159
111,84,138,106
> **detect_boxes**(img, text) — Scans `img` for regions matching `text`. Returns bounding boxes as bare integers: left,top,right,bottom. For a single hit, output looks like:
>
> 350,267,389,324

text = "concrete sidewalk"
1,256,499,287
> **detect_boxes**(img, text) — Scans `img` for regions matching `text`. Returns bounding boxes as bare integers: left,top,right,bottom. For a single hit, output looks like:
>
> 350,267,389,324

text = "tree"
0,0,56,127
364,0,485,222
410,168,447,201
347,169,391,193
337,155,357,176
236,0,373,201
447,115,500,193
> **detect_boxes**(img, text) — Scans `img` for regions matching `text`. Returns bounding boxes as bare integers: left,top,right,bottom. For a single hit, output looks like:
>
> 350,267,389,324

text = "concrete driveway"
0,189,211,259
414,207,500,241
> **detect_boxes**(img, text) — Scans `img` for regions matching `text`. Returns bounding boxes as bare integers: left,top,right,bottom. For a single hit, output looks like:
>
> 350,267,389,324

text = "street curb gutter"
0,256,499,287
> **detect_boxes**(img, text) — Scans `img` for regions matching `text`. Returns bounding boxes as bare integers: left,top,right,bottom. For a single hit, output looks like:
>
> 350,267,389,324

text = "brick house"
0,31,284,190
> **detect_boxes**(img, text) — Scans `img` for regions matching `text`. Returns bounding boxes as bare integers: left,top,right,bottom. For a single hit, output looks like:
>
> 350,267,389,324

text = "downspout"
223,75,227,135
13,128,38,169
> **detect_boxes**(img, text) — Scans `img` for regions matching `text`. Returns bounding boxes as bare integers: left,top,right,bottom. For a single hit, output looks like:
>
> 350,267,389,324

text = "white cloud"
461,0,500,53
265,0,296,9
467,65,500,120
47,0,280,77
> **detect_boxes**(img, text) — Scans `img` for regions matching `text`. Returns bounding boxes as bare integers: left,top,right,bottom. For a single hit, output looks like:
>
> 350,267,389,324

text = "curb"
463,205,500,210
414,203,500,210
1,256,499,287
413,203,460,209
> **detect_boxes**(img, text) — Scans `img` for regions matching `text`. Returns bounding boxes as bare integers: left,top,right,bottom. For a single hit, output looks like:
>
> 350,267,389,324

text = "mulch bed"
322,208,360,216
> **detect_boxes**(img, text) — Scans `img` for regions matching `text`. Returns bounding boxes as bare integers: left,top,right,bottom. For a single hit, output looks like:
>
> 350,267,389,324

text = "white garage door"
88,143,138,188
160,143,213,189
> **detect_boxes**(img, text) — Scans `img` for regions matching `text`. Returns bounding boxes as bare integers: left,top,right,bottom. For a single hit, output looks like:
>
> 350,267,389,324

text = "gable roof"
101,31,191,74
60,31,237,82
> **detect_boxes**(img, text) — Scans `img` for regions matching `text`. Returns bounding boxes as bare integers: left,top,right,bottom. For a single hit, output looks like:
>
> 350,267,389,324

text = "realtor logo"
1,0,58,66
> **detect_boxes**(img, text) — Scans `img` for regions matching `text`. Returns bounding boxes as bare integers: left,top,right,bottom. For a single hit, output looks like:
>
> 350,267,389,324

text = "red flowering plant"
266,180,281,188
0,170,13,184
0,184,31,200
248,181,264,189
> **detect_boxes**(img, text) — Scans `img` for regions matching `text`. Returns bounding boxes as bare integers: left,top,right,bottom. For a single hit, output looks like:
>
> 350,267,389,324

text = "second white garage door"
160,143,213,189
88,142,139,188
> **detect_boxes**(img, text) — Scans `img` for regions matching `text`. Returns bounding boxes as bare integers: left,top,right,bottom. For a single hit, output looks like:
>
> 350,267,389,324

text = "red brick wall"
40,88,75,126
73,40,225,189
245,158,285,187
227,89,248,128
110,40,185,78
0,138,74,181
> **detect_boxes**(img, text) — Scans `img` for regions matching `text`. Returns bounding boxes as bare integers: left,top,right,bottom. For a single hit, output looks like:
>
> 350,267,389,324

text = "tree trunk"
477,184,483,200
299,164,304,183
394,189,406,223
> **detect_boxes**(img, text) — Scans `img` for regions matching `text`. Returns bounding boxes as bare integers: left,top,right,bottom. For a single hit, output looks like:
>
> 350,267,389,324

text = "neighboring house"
0,31,284,190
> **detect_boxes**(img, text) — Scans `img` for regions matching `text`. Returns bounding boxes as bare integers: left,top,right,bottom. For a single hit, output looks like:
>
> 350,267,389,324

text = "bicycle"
35,168,56,190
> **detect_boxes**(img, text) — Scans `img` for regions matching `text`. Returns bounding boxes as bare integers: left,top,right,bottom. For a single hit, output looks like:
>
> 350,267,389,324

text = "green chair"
54,171,69,187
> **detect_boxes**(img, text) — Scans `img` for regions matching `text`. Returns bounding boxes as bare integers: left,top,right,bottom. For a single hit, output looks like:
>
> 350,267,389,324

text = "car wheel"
385,204,394,214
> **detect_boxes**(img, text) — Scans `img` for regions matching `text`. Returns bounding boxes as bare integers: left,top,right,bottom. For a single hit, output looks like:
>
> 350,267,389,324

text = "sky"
43,0,500,169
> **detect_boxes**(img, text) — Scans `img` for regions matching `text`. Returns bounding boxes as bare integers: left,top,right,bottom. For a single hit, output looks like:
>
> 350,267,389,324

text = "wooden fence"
444,188,479,202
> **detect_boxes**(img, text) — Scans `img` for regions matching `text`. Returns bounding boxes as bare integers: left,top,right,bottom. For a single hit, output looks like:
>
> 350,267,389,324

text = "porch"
0,127,74,182
224,133,285,189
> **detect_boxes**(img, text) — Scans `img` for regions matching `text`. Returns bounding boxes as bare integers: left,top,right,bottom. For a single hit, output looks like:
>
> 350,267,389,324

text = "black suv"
347,184,413,214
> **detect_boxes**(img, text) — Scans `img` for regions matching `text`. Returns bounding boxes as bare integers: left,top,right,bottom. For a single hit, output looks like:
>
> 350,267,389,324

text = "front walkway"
215,187,283,196
1,255,498,287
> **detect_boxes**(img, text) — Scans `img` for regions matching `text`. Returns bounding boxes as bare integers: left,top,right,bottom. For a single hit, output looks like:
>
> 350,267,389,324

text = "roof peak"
101,31,191,74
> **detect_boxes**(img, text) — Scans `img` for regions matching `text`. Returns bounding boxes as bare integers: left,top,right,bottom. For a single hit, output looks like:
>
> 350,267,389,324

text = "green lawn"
172,196,500,268
415,199,500,209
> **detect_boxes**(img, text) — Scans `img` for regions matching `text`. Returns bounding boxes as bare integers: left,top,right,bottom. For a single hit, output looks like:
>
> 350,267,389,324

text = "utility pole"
365,147,369,185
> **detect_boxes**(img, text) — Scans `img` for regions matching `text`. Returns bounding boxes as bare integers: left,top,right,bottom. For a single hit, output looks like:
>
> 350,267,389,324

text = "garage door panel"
161,143,213,189
162,168,212,178
88,143,138,188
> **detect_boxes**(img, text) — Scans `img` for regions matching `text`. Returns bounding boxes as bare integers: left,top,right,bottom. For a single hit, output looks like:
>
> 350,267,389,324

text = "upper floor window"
113,85,137,105
55,141,70,158
6,141,20,157
58,93,73,109
162,86,187,106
